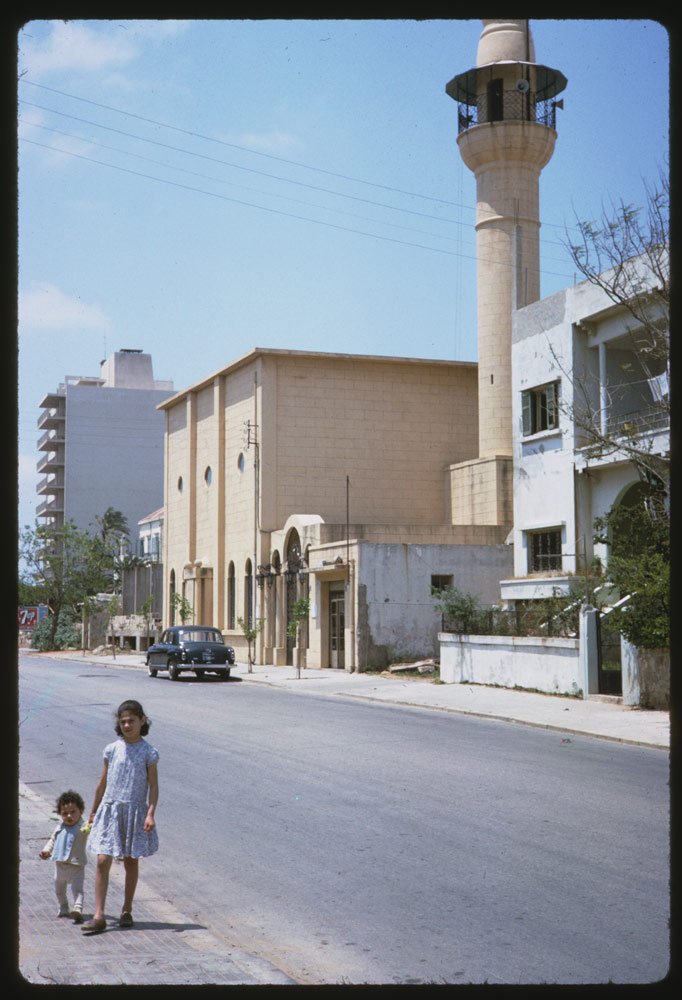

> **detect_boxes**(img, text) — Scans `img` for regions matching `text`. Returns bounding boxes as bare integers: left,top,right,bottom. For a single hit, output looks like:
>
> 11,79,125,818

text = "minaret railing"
457,90,559,134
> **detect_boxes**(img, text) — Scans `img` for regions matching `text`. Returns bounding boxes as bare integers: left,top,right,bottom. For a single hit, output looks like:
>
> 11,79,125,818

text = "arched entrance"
285,530,302,666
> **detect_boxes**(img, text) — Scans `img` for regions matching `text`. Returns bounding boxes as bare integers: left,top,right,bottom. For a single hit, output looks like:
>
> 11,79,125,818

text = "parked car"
146,626,236,680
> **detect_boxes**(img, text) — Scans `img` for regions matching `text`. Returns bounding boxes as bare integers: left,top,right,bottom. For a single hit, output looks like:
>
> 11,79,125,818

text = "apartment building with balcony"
36,349,173,539
500,266,669,605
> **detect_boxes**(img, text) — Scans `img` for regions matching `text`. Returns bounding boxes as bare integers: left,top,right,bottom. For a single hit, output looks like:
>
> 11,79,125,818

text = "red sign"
18,607,39,629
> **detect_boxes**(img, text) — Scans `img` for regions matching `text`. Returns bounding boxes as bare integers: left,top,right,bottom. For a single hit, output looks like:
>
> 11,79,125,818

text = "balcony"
36,496,64,518
37,428,65,451
606,404,669,438
575,403,669,472
37,451,63,474
37,474,64,496
38,389,65,409
37,408,65,431
455,89,560,134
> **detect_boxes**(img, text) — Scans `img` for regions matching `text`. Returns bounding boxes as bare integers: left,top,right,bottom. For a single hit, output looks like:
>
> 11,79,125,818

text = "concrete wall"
439,632,582,696
621,639,670,709
356,540,513,667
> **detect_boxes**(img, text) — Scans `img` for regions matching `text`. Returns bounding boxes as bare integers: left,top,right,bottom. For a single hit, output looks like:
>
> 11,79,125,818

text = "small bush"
31,610,81,651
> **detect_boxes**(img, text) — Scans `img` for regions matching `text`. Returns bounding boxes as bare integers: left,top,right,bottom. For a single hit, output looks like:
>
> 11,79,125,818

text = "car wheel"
168,661,180,681
195,669,206,679
220,669,230,680
147,661,158,677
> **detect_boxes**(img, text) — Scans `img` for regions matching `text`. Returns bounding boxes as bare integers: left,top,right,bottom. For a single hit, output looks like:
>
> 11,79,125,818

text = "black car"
146,626,236,680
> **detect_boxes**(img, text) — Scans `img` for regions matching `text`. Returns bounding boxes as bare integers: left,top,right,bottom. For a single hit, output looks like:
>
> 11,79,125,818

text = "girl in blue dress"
81,699,159,934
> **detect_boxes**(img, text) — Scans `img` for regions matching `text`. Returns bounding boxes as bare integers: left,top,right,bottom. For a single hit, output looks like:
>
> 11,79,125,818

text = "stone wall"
621,640,670,709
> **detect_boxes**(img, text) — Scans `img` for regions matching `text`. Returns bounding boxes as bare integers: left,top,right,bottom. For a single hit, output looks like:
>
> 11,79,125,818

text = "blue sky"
17,18,669,538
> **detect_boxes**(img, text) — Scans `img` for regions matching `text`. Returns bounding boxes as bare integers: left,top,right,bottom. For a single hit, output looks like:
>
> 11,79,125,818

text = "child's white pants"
54,861,85,912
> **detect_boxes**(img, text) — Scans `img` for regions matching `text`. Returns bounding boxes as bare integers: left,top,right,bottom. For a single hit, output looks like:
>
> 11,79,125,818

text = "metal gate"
597,611,622,695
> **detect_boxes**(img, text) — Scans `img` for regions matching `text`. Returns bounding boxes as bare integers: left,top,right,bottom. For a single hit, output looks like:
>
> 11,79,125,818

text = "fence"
441,601,580,639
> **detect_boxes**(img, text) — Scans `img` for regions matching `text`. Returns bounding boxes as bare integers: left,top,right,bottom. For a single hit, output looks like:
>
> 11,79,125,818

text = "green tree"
171,592,193,624
18,578,48,607
432,585,482,633
140,593,155,646
106,595,122,659
31,608,80,652
90,508,131,591
237,616,264,674
594,481,669,648
19,521,112,650
287,597,310,678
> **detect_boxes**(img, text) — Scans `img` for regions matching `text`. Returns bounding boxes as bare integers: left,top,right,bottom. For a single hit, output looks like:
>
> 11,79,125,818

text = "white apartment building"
500,271,669,604
36,349,173,540
138,506,164,562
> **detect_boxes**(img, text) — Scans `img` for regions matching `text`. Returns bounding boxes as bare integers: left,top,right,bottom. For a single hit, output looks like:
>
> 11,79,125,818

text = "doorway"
329,586,345,669
597,612,622,695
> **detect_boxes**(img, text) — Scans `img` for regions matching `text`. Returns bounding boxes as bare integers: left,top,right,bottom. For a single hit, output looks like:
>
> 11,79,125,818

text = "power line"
20,79,473,210
18,117,479,249
19,99,475,230
19,79,581,238
19,135,576,281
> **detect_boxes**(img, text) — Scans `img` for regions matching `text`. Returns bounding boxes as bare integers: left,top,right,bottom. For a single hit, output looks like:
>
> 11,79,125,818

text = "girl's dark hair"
56,790,85,813
115,699,150,736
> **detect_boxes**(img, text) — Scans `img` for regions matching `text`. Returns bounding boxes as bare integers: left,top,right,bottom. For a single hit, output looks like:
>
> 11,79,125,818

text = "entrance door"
597,612,622,695
329,589,345,669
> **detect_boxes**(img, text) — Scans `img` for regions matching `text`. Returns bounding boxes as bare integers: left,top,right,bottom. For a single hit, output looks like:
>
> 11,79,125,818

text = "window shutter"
546,382,558,429
522,391,532,436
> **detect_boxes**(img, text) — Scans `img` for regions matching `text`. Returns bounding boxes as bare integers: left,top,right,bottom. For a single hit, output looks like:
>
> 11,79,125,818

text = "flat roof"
157,346,477,410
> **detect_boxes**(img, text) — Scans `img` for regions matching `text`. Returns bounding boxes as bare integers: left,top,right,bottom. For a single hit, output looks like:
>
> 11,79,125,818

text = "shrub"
31,610,80,651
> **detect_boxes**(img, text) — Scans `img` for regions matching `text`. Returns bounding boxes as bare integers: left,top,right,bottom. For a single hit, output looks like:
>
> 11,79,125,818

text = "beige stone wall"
269,354,478,527
162,350,480,636
450,455,513,526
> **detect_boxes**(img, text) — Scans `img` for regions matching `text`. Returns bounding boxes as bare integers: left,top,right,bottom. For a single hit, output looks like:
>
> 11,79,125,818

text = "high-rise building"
35,348,173,541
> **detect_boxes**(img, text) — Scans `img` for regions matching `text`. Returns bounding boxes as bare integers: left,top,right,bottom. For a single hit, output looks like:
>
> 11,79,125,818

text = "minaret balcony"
446,61,567,136
455,89,561,134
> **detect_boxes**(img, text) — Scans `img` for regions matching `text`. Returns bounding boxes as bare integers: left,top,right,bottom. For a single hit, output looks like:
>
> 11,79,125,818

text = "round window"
238,452,245,473
204,466,212,486
177,476,183,492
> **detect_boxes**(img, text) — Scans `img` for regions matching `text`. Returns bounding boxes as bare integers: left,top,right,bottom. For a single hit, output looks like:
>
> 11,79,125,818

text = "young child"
81,699,159,935
39,790,90,923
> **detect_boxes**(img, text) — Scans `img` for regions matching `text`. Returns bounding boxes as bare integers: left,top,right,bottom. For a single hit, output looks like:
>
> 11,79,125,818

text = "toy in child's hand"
81,823,92,833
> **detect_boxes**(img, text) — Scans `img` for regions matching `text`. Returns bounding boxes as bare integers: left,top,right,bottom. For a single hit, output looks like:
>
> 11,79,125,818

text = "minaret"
446,19,566,525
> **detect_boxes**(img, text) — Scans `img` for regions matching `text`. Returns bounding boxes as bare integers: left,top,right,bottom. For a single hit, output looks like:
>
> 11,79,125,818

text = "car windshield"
177,629,224,644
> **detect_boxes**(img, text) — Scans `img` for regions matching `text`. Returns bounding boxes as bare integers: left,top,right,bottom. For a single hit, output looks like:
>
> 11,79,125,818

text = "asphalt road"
19,654,670,985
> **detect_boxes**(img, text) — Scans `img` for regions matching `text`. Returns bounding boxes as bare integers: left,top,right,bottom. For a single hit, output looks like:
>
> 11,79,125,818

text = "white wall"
439,633,582,696
511,288,577,578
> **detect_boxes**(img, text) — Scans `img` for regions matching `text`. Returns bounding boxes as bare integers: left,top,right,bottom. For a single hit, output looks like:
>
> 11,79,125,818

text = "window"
522,381,559,436
528,529,562,573
227,562,235,630
204,466,212,486
431,574,453,593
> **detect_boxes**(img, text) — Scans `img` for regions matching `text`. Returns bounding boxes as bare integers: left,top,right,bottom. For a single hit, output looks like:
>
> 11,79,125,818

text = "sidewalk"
26,649,670,750
18,782,296,986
